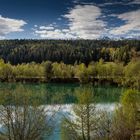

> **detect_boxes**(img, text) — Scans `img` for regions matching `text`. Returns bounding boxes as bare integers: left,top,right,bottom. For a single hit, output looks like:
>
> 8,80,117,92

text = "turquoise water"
0,83,126,139
0,83,125,104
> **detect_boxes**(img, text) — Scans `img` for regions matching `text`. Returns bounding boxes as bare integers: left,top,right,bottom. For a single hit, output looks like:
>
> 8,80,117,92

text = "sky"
0,0,140,39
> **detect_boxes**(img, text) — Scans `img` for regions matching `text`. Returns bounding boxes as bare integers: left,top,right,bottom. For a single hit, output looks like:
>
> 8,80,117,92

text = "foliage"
44,61,53,81
124,61,140,88
111,89,140,140
61,89,140,140
0,39,139,65
75,63,89,83
0,58,140,88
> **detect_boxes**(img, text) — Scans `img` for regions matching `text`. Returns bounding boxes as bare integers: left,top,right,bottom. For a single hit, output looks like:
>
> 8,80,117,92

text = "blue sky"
0,0,140,39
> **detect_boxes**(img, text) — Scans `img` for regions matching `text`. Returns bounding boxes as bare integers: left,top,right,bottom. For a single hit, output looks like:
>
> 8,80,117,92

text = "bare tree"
61,87,106,140
0,86,55,140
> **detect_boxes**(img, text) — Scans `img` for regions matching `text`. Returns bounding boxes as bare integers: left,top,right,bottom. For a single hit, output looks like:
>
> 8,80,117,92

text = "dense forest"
0,39,140,64
0,39,140,87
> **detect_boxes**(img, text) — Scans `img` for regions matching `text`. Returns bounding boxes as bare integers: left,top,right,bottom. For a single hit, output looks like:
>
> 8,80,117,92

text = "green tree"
124,61,140,88
75,63,89,83
0,63,15,81
44,61,53,82
111,89,140,140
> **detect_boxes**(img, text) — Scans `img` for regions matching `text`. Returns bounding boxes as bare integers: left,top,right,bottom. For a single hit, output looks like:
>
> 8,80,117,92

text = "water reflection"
0,83,125,104
0,83,125,140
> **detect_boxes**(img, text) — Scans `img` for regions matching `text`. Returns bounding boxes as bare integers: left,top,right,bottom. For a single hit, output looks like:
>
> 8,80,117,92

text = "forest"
0,39,140,64
0,39,140,87
0,56,140,87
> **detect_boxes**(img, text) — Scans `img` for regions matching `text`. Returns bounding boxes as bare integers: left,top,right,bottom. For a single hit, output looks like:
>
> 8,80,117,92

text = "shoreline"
0,77,119,86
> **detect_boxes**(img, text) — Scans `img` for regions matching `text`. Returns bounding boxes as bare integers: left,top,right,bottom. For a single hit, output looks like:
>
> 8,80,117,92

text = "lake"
0,83,126,139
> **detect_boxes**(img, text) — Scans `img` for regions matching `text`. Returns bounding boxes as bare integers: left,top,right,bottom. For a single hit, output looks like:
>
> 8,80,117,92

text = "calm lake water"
0,83,125,104
0,83,126,140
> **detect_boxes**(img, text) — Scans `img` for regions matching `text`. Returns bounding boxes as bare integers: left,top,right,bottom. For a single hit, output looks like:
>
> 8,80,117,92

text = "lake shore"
0,77,119,86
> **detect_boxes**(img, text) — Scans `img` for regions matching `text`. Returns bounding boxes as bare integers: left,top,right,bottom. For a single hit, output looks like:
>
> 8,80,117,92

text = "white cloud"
99,0,140,7
128,0,140,4
34,4,140,39
39,26,54,30
34,5,106,39
34,25,76,39
64,5,106,39
57,17,62,21
34,25,38,28
0,36,5,40
99,1,125,6
110,9,140,36
0,15,26,37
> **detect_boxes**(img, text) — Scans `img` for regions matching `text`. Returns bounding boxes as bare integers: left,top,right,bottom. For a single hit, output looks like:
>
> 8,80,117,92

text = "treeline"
0,59,140,88
0,39,140,64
